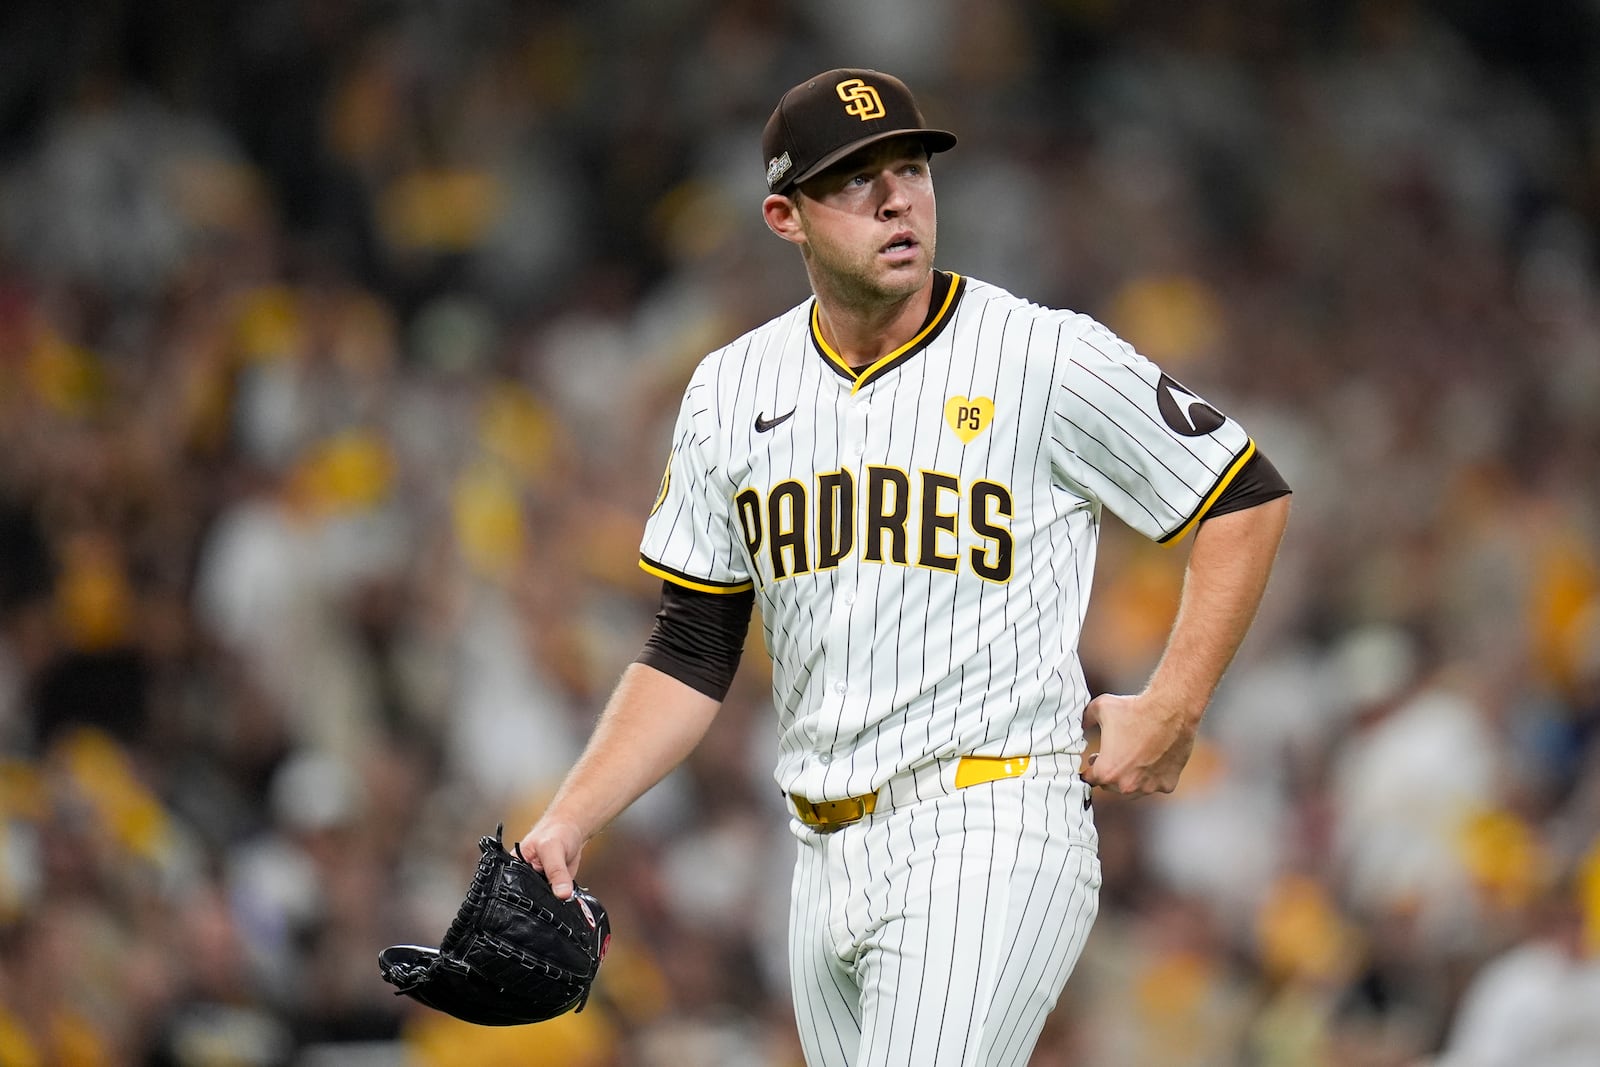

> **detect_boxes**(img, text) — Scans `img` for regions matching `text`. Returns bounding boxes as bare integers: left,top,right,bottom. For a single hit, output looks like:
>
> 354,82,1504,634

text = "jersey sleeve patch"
1050,317,1254,541
638,357,756,591
649,456,671,517
1155,373,1227,437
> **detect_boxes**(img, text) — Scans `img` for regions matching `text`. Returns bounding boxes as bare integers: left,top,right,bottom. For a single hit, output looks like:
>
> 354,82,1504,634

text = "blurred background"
1,0,1597,1064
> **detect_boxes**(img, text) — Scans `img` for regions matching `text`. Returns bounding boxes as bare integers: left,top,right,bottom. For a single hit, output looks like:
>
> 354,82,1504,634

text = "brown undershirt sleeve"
1202,448,1291,520
635,581,756,701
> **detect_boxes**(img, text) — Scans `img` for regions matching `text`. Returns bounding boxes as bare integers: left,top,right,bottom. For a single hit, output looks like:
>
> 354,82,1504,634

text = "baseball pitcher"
520,68,1291,1066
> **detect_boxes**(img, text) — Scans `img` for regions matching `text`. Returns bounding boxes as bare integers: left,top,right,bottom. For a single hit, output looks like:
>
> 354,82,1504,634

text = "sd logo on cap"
761,69,957,193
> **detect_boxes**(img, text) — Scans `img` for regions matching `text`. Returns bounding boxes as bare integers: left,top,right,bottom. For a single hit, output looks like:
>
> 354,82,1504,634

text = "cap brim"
781,128,958,192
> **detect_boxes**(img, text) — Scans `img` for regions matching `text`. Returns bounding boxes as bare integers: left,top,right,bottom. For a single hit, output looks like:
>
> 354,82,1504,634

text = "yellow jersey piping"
1159,438,1257,546
639,556,755,594
811,272,965,393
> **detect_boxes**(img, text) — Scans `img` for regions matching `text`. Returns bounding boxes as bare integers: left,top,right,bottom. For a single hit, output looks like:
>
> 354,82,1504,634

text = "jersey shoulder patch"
1155,373,1226,436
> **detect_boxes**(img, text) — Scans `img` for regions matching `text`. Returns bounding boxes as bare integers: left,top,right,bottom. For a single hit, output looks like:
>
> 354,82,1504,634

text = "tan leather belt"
790,755,1034,833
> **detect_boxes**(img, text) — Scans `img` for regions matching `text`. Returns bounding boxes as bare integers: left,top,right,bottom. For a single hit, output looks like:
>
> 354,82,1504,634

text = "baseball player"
520,68,1291,1065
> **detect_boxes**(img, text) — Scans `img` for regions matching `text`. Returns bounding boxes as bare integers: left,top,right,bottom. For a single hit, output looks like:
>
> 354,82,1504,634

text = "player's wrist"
531,810,590,850
1138,683,1210,728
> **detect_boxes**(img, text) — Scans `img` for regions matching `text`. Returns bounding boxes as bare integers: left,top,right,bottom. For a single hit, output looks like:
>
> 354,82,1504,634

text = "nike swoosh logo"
754,408,796,433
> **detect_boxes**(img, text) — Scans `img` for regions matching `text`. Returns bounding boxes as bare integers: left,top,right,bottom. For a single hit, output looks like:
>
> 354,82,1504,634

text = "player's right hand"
518,818,586,900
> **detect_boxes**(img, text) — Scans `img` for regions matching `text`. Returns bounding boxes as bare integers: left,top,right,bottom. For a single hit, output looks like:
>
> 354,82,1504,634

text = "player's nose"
877,173,912,217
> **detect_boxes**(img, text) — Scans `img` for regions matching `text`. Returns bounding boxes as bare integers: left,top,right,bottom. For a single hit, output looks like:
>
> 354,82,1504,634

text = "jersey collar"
811,270,966,393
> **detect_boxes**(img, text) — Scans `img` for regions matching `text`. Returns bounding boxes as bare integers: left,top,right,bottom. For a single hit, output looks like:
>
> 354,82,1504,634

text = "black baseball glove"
379,825,611,1026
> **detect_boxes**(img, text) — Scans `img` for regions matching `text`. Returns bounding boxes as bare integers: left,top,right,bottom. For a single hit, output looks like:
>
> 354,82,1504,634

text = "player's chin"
873,254,933,293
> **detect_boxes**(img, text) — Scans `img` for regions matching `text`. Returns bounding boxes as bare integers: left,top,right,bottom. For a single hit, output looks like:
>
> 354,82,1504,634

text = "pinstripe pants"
788,772,1101,1067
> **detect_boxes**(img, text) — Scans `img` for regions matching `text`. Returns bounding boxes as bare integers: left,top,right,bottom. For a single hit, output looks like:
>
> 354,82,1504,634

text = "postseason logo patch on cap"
766,151,792,190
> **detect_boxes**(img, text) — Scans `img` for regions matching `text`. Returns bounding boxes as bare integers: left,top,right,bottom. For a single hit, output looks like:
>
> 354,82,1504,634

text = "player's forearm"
1144,495,1290,721
542,662,722,841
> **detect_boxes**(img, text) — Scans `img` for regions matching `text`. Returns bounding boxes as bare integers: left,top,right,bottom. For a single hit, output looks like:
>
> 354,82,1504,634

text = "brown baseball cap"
761,68,957,194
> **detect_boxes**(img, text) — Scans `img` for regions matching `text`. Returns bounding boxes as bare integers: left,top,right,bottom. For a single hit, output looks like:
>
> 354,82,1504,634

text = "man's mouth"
881,234,918,255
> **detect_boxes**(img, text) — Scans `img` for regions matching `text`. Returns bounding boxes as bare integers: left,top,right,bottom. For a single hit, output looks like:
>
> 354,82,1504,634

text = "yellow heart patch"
944,396,994,444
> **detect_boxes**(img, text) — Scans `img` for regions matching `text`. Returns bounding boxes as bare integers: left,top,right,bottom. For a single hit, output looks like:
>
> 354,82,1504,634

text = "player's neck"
812,275,935,369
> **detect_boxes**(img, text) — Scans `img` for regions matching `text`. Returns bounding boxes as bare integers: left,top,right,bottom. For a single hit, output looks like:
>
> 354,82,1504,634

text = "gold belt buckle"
792,792,877,832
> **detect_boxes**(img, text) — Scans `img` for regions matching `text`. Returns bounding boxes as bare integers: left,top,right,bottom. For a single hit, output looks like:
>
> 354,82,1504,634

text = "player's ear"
763,193,806,245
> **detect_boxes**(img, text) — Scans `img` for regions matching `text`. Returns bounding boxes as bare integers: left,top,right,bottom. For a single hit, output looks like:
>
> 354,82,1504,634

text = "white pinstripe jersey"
640,272,1254,801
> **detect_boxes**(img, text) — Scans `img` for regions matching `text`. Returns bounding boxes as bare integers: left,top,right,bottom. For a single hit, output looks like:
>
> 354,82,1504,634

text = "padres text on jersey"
640,272,1253,801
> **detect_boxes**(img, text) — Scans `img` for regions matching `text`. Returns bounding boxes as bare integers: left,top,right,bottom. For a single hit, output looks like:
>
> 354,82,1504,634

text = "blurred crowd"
1,1,1598,1064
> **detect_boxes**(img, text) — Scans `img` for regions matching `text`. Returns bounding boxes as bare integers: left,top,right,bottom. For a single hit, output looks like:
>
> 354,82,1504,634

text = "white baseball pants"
788,765,1100,1067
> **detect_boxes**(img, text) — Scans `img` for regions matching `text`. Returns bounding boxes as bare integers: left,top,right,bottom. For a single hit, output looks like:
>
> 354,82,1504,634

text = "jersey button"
819,753,832,765
842,592,856,606
833,681,847,695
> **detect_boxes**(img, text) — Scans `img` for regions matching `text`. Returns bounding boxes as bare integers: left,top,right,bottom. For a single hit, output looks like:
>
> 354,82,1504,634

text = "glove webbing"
381,954,444,992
